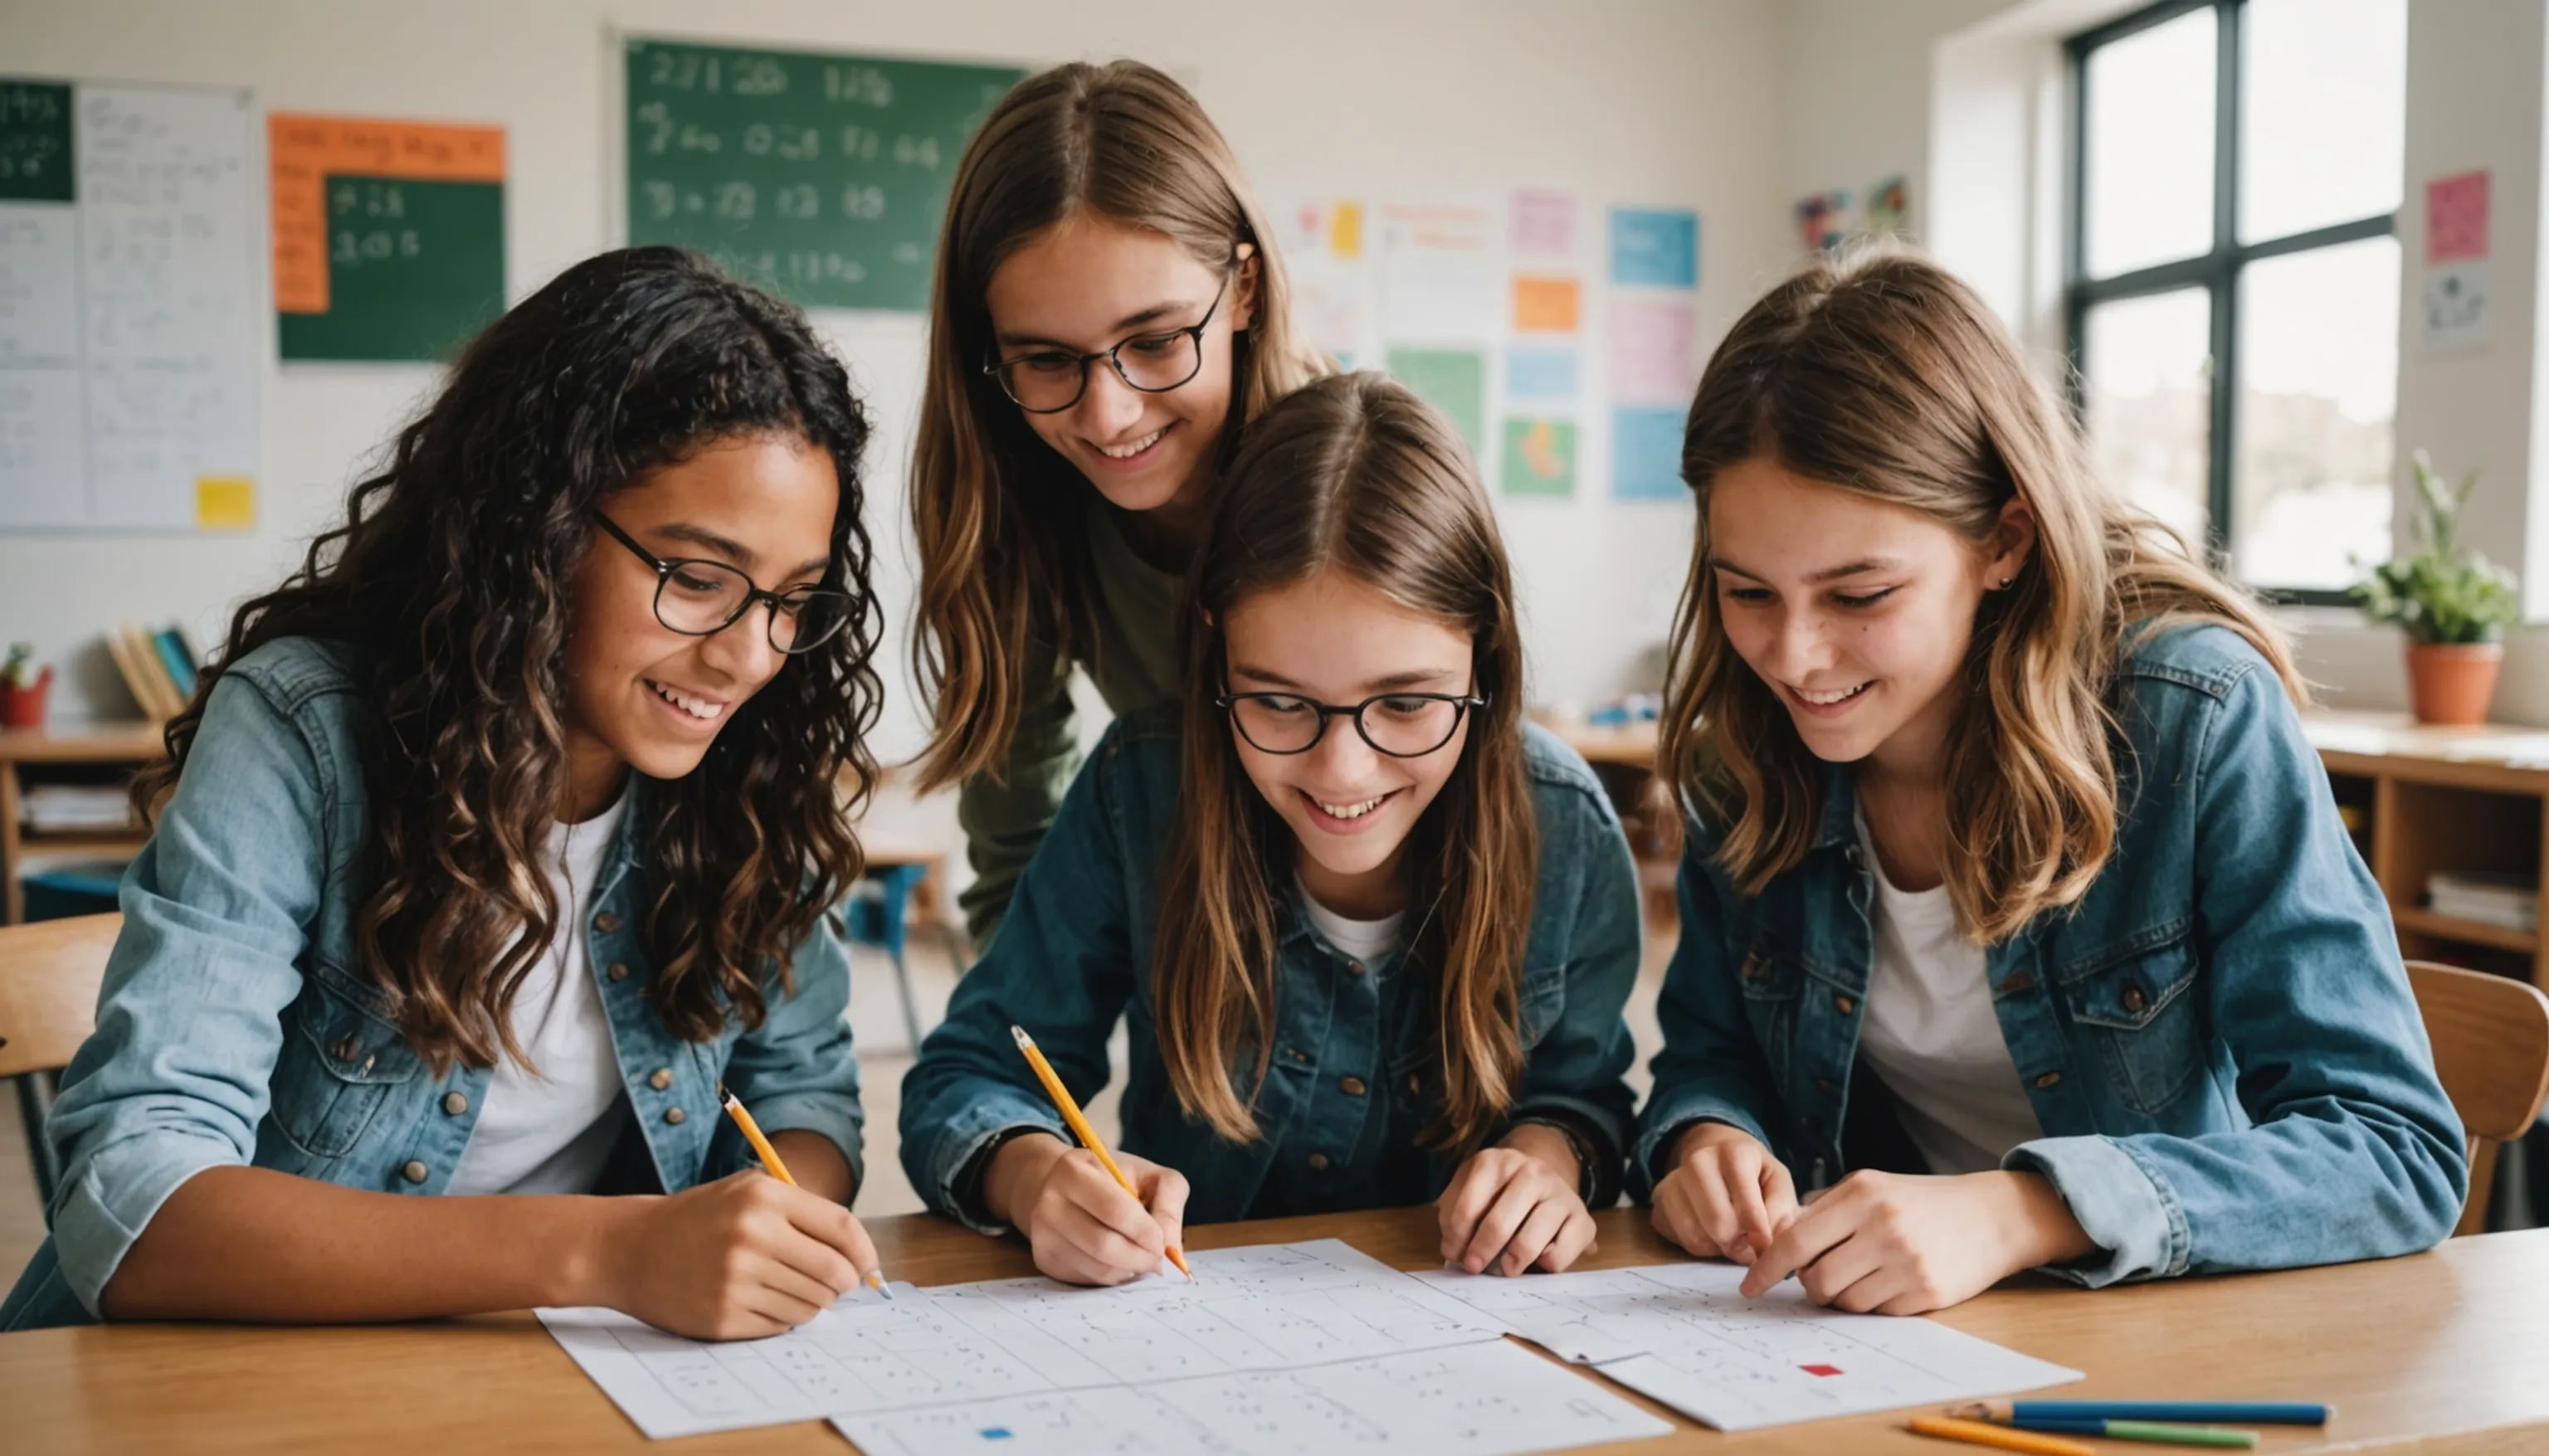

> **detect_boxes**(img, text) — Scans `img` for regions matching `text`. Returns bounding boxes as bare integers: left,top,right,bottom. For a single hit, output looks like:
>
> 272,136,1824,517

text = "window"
2067,0,2406,599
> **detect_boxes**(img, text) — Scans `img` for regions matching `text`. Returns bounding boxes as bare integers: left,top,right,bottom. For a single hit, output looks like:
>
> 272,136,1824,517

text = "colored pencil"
1907,1415,2097,1456
716,1083,894,1300
2001,1419,2258,1448
1009,1025,1194,1280
1956,1401,2327,1426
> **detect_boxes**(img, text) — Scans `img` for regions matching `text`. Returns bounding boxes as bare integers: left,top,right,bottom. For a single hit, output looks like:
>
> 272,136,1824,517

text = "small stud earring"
1997,575,2016,590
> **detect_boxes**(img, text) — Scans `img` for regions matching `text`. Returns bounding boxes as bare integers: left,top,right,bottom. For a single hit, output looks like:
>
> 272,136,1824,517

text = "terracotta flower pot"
2405,640,2503,726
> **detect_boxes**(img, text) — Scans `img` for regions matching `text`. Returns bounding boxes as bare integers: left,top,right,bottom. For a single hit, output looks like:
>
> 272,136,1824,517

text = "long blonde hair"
1661,246,2304,942
909,60,1329,791
1155,373,1534,1149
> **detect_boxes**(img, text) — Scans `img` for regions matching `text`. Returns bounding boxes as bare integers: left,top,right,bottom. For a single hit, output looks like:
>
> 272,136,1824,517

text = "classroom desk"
1,1205,2541,1454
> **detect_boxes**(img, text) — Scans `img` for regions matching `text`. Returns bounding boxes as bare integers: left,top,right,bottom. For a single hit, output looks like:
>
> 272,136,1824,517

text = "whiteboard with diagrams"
0,79,260,531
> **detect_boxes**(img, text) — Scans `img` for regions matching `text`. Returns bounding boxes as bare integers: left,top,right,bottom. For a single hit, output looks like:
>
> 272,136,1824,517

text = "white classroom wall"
0,0,1790,758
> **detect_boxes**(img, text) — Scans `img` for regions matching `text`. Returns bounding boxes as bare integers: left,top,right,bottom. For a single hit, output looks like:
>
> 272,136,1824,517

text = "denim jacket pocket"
2058,923,2205,1116
272,962,423,1160
1737,939,1806,1091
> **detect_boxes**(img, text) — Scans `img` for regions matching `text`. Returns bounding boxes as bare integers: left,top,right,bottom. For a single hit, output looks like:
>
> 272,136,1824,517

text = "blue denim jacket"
901,707,1643,1230
0,636,865,1331
1635,626,2466,1286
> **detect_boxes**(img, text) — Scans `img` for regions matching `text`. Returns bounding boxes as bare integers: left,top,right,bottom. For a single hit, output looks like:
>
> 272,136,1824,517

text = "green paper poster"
1501,417,1577,497
1385,347,1487,455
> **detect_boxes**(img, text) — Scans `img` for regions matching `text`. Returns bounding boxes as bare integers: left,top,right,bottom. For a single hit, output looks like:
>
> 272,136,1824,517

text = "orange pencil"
1009,1025,1194,1280
1908,1415,2098,1456
716,1083,894,1301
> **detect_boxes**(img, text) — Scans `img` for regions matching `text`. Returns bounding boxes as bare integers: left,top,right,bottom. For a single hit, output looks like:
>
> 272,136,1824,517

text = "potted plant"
2352,451,2521,725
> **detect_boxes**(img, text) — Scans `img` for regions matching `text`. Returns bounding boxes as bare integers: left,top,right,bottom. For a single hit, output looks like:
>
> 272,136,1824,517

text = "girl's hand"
601,1171,881,1340
1650,1121,1798,1264
1737,1168,2095,1315
1437,1125,1597,1275
990,1133,1191,1287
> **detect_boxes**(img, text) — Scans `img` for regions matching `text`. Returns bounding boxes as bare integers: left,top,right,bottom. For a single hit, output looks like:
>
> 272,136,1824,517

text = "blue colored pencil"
1957,1401,2327,1427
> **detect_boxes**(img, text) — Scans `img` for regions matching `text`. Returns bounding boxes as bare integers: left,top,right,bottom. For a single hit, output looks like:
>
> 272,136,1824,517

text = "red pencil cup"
2,665,53,729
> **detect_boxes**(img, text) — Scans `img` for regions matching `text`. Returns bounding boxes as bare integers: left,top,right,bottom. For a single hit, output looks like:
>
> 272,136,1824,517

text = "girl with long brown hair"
1636,246,2464,1314
3,248,889,1337
902,374,1641,1285
908,59,1328,947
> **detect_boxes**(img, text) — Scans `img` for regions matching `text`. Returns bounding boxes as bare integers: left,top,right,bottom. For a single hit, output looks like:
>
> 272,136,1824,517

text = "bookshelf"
0,725,164,924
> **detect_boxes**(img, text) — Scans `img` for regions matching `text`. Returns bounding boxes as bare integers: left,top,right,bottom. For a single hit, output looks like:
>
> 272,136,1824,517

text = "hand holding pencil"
990,1025,1196,1287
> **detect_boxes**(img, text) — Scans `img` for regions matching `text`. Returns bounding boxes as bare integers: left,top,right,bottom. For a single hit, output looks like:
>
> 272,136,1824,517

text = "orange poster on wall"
1512,275,1581,334
269,114,504,314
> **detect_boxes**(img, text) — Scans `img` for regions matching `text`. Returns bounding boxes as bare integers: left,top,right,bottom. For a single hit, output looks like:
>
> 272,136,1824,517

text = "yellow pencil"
1008,1025,1194,1280
716,1083,893,1301
1908,1415,2098,1456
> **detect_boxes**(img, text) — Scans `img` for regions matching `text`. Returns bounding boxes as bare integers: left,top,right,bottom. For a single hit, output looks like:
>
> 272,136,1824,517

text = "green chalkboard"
279,174,505,363
0,80,74,203
624,39,1023,312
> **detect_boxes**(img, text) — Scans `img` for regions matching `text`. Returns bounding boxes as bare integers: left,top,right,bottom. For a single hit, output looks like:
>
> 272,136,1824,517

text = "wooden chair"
0,913,119,1210
2406,960,2549,1235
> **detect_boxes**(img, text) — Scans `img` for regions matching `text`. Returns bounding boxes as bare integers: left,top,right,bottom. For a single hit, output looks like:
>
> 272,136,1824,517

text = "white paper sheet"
1415,1261,2081,1431
831,1340,1674,1456
539,1239,1505,1440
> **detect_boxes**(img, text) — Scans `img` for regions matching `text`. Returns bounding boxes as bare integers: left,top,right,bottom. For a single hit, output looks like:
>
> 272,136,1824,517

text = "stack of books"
2427,869,2539,933
21,783,137,835
104,624,199,721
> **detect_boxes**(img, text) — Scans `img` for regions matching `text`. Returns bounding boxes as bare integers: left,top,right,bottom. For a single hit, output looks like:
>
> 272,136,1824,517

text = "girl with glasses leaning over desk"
901,373,1643,1286
2,247,889,1338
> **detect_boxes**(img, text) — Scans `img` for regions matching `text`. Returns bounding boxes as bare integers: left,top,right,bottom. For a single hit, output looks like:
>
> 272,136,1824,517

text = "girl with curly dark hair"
1,247,889,1340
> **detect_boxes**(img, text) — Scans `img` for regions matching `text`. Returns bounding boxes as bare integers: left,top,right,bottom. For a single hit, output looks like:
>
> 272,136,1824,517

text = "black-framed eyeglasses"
983,270,1233,414
592,510,853,655
1215,689,1489,758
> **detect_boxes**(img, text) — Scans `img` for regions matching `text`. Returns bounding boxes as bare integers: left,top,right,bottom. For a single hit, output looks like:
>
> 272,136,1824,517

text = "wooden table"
2,1205,2542,1454
0,724,164,925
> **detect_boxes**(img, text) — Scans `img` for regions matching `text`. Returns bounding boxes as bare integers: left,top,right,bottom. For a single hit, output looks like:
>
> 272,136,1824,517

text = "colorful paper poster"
2420,259,2493,352
1608,297,1698,407
1796,189,1854,252
1512,275,1581,334
1501,417,1577,498
2427,170,2489,265
270,113,506,361
1610,207,1699,289
1614,406,1686,501
1387,346,1488,455
1381,199,1499,343
1864,175,1909,236
1510,187,1577,256
1279,193,1377,368
1506,346,1580,401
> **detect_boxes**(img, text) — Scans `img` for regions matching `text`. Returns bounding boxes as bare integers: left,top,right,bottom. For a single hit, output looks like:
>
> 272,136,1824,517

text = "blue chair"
839,849,960,1052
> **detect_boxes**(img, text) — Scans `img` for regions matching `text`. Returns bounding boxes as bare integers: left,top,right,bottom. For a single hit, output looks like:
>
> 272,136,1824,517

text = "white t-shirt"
1299,879,1408,967
446,786,635,1195
1854,816,2045,1176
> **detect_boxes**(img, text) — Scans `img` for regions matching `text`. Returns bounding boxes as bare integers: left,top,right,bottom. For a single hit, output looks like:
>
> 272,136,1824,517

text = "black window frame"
2064,0,2400,606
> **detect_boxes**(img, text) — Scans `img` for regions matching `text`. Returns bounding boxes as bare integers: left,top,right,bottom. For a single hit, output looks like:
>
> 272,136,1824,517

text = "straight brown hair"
909,60,1329,792
1662,245,2303,942
1154,373,1534,1149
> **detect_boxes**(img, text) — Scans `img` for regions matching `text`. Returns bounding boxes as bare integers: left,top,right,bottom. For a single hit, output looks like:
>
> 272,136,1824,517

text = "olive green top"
956,493,1183,947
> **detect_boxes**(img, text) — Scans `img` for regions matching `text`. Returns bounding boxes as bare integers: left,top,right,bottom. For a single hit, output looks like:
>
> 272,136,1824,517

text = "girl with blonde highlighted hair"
1635,245,2464,1314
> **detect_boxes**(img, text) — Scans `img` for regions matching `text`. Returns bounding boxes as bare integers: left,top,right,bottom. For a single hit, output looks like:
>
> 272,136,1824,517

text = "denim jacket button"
2122,984,2147,1013
331,1035,358,1064
1339,1076,1366,1097
2035,1071,2062,1089
593,912,621,935
1833,994,1856,1015
1404,1072,1421,1094
607,961,630,982
1308,1152,1331,1171
665,1106,686,1125
441,1091,467,1116
1347,960,1366,976
402,1160,428,1183
649,1068,673,1091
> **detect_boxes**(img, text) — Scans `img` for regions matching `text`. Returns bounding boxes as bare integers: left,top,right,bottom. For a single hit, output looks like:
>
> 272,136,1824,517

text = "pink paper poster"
2427,171,2489,265
1608,297,1698,406
1511,188,1577,256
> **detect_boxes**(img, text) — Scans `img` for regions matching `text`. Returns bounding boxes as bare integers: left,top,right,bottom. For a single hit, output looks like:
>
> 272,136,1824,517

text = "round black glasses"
1216,689,1489,758
983,270,1233,414
592,511,852,655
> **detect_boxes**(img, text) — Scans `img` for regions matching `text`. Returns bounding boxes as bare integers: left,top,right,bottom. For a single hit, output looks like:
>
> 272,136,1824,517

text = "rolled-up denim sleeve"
1631,830,1784,1200
1506,781,1642,1209
2008,659,2466,1286
45,674,329,1317
712,913,865,1196
902,724,1138,1234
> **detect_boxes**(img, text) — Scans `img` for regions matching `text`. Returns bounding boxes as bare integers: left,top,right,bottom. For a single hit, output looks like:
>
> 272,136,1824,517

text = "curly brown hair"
135,246,883,1069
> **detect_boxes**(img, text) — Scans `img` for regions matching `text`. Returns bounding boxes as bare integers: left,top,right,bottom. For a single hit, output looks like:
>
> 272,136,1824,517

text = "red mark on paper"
1801,1364,1844,1377
2428,170,2491,265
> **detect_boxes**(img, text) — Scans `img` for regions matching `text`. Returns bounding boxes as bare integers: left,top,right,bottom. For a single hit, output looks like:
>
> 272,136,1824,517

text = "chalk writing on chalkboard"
624,39,1022,312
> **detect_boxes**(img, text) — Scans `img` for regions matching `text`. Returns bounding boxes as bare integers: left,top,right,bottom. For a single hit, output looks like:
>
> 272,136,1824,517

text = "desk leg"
2,762,20,926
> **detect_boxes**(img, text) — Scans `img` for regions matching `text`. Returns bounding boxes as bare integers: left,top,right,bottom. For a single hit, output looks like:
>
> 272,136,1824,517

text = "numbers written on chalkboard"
329,180,421,270
645,49,790,97
638,179,886,226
